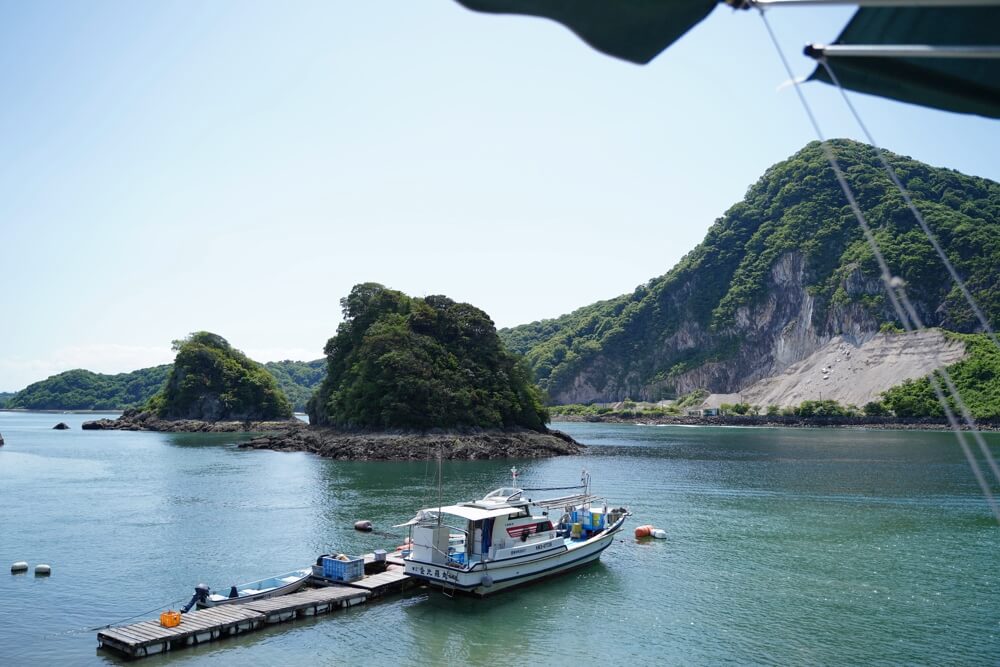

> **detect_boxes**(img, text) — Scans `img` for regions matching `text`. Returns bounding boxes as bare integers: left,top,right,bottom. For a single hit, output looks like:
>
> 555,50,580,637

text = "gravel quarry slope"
702,330,966,409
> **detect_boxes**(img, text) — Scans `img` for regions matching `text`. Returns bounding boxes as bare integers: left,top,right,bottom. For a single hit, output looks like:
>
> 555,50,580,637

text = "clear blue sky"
1,1,997,391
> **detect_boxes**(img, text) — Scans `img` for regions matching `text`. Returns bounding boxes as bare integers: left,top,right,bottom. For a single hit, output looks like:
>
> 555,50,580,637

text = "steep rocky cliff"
501,140,1000,404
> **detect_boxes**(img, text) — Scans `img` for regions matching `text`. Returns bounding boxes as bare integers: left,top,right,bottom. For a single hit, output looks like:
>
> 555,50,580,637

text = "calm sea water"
0,412,997,666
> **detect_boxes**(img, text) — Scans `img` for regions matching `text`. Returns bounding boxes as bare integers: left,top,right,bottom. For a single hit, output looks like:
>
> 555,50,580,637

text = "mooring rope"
58,596,190,635
756,7,1000,522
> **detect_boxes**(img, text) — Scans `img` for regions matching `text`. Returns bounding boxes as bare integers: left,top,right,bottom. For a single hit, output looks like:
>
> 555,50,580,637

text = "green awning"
454,0,719,65
808,7,1000,119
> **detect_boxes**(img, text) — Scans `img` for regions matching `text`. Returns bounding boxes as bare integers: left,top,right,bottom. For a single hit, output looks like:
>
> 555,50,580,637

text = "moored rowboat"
183,568,312,610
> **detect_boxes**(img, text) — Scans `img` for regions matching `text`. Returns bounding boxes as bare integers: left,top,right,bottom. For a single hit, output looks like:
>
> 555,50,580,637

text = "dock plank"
98,605,264,651
98,559,416,661
342,568,411,592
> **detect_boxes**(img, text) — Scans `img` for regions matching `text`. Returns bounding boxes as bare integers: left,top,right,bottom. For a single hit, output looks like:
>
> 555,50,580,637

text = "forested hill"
4,366,172,411
4,359,325,412
148,332,292,421
263,359,326,412
499,139,1000,404
308,283,549,431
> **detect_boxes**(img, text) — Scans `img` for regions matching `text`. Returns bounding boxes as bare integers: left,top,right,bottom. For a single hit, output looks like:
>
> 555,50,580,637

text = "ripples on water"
0,414,997,665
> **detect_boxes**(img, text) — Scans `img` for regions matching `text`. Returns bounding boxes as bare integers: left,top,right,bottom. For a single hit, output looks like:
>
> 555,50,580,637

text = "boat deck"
97,555,415,660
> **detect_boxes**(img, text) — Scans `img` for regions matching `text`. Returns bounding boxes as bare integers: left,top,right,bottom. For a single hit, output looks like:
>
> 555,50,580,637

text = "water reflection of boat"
398,469,630,596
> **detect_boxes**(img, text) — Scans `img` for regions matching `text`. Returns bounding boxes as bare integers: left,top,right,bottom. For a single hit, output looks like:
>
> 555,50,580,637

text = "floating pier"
339,564,412,598
97,555,416,660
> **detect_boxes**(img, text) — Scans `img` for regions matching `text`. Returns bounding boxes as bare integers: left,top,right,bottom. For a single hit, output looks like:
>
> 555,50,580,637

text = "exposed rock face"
552,251,885,404
52,422,70,430
666,252,884,397
239,427,583,460
731,330,966,408
505,140,1000,407
81,409,301,433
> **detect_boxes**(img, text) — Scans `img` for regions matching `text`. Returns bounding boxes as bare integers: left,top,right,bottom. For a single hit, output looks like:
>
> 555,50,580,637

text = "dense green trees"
500,140,1000,404
308,283,549,431
5,366,172,411
501,140,1000,419
147,332,293,421
882,334,1000,419
263,359,326,412
2,360,322,413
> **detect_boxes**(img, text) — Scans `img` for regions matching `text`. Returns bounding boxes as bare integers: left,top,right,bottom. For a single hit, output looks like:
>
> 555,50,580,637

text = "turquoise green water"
1,412,997,665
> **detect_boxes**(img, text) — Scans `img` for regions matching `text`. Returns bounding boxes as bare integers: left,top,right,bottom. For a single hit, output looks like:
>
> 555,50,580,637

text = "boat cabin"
401,486,611,570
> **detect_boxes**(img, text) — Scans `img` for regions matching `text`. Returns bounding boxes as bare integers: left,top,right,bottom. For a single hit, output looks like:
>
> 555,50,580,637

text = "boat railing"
532,493,601,511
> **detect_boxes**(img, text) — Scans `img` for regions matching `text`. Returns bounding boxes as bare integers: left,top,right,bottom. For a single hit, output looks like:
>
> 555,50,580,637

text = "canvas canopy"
394,504,522,526
455,0,718,64
454,0,1000,118
807,6,1000,119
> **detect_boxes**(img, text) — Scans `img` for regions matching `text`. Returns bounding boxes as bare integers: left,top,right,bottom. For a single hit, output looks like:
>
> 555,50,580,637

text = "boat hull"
405,516,625,596
196,570,311,608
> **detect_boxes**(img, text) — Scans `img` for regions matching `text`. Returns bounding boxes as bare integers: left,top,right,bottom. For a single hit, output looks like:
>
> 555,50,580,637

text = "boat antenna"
437,440,444,526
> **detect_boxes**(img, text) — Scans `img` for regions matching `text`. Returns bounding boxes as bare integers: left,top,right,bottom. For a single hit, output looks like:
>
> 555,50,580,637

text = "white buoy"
650,529,667,539
11,561,28,573
34,564,51,576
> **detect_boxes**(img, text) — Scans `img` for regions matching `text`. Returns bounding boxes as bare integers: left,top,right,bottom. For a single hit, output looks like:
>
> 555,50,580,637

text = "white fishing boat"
398,469,630,595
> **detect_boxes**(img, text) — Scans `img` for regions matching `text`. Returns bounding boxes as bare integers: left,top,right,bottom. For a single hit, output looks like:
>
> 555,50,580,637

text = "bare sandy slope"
702,330,966,409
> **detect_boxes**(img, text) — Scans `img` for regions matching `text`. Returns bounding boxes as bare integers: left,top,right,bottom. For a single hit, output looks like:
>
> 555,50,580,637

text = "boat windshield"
482,487,522,502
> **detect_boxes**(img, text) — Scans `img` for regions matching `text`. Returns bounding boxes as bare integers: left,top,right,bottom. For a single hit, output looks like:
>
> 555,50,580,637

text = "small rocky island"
83,290,583,459
248,283,583,459
82,408,301,433
84,332,296,431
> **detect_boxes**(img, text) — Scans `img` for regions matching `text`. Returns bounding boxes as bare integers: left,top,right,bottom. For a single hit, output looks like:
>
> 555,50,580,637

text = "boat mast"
437,441,443,527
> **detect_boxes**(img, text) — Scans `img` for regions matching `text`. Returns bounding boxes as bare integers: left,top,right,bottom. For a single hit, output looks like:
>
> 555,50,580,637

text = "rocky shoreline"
238,427,584,460
79,409,584,459
81,409,302,433
551,413,1000,431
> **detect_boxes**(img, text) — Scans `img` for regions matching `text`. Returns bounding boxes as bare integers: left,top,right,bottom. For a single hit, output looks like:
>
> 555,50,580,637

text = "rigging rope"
520,485,586,491
816,54,1000,516
757,8,1000,522
817,57,1000,354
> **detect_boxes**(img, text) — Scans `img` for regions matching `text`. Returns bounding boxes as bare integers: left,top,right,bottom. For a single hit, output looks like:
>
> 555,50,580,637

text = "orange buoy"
634,525,653,538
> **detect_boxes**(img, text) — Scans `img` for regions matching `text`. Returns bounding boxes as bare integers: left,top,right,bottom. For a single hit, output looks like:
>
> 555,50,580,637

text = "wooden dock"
98,557,416,660
341,564,414,598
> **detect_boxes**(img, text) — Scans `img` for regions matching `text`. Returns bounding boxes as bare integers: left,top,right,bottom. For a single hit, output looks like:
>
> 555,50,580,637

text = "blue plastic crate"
321,556,364,582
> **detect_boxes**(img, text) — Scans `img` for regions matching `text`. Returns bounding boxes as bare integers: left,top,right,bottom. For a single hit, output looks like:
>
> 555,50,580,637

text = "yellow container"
160,610,182,628
571,522,583,538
